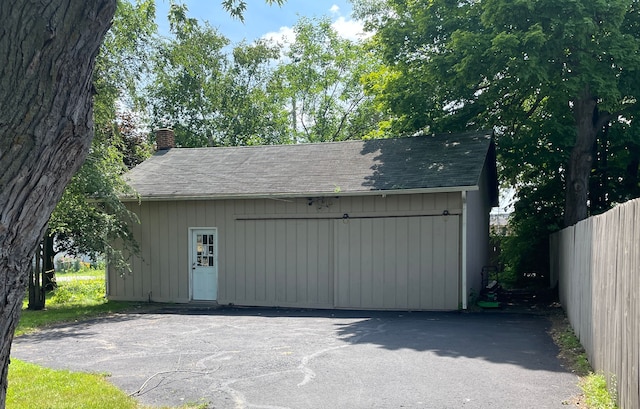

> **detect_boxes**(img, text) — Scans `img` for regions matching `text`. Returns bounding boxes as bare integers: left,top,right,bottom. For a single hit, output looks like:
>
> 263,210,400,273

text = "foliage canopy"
48,0,156,264
356,0,640,276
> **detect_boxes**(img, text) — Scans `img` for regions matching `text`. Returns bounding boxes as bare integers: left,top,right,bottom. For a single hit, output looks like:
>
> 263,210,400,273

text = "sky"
154,0,366,44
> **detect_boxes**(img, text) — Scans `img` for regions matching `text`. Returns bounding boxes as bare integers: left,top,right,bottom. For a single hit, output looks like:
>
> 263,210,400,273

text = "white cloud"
261,5,370,47
331,16,370,41
329,4,370,41
261,25,296,46
260,26,296,59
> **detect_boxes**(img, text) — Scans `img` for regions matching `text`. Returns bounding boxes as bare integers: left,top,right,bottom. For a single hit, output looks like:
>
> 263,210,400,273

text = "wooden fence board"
633,199,637,409
575,220,593,352
590,215,602,372
624,201,639,409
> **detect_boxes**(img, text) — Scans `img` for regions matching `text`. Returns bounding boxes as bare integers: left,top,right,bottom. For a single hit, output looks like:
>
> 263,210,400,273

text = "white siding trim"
461,191,468,310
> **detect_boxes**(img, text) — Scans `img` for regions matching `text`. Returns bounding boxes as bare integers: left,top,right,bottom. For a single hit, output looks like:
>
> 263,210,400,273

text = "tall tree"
358,0,640,226
219,40,290,145
147,3,232,147
146,4,289,147
27,0,156,311
0,1,284,405
49,0,156,259
48,111,147,270
0,1,117,404
272,17,382,142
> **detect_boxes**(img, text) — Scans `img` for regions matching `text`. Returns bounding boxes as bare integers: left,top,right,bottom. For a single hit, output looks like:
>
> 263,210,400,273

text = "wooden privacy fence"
550,198,640,409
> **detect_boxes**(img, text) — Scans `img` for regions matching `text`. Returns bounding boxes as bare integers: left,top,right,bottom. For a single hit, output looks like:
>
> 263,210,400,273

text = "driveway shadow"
15,306,567,374
331,310,565,372
16,312,143,343
126,305,565,373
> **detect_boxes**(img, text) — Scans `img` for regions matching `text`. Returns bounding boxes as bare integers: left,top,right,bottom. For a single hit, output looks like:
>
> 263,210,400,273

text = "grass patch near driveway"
7,360,139,409
548,311,591,377
547,309,618,408
16,277,137,336
11,274,206,409
7,360,208,409
579,373,618,409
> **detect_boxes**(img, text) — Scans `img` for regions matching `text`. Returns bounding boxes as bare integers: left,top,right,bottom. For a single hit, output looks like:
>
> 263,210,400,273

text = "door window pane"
194,231,216,267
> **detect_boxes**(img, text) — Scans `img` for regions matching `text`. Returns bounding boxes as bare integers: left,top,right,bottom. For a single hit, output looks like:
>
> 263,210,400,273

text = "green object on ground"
477,300,500,308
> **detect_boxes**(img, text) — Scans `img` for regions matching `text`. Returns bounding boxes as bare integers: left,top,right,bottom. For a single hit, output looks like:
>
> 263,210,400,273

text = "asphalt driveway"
11,307,580,408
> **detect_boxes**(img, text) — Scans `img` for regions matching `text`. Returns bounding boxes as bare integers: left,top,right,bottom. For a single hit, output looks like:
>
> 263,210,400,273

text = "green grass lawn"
16,278,133,337
55,267,106,278
580,373,618,409
9,272,204,409
549,311,618,408
8,360,139,409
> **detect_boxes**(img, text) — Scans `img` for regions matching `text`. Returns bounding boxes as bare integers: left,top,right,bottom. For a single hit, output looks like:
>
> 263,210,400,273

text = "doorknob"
192,262,196,270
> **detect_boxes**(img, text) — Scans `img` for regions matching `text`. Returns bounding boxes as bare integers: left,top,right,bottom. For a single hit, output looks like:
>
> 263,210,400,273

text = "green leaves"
146,12,290,147
273,17,382,142
221,0,285,22
144,8,382,146
362,0,640,184
49,0,155,262
355,0,640,272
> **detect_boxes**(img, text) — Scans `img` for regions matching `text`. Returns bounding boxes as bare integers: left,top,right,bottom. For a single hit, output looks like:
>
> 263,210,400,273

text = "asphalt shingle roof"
124,130,496,200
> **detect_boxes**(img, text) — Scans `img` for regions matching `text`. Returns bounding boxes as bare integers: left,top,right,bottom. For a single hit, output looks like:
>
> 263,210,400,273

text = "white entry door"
191,229,218,301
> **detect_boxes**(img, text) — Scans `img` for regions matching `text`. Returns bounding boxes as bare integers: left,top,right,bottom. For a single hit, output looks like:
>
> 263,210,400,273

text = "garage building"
108,130,498,310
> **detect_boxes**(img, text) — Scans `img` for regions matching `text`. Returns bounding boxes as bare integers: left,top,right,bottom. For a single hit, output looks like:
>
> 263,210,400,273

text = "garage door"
232,219,333,308
334,216,460,310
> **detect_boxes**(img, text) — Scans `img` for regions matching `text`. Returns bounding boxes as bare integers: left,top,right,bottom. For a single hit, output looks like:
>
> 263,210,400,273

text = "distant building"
490,213,511,236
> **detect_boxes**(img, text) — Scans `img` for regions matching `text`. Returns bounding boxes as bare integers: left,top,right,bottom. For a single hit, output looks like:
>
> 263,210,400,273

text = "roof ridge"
164,130,493,152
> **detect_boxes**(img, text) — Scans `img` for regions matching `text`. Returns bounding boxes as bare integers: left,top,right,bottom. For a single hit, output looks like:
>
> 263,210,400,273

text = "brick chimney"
155,128,175,150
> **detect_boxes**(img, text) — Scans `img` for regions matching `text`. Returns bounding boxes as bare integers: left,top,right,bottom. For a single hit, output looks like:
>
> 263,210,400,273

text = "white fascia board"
121,185,480,202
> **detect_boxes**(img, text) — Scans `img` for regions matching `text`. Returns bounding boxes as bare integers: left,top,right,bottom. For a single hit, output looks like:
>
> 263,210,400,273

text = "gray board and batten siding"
109,131,498,311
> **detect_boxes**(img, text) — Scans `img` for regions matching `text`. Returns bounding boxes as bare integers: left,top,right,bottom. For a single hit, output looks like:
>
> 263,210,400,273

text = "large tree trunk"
623,143,640,200
589,124,610,215
0,1,116,406
564,91,609,227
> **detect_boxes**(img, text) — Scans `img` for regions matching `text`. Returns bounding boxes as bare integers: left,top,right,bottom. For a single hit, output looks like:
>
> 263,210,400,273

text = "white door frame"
189,227,218,301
